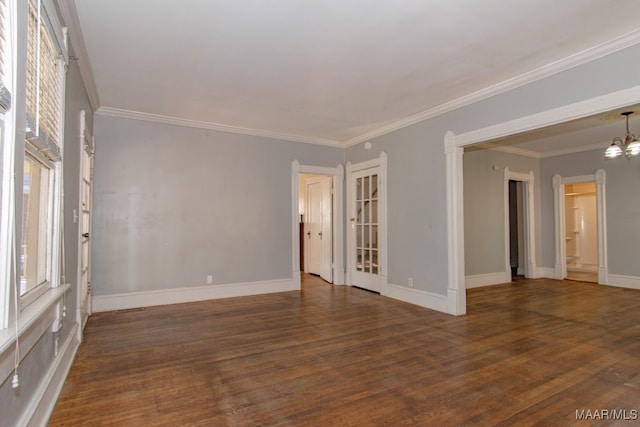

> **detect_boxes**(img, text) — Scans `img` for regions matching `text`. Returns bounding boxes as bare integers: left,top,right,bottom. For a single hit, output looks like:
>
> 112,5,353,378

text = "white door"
305,176,333,282
349,167,382,292
78,112,94,331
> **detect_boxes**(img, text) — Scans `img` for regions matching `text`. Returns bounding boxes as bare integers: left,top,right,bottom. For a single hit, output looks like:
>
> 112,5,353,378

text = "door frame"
553,171,607,284
445,85,640,315
77,110,94,340
291,162,344,288
503,168,538,280
303,175,333,280
346,152,388,293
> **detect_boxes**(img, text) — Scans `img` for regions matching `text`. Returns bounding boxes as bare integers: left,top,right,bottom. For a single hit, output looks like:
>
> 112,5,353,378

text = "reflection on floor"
567,270,598,283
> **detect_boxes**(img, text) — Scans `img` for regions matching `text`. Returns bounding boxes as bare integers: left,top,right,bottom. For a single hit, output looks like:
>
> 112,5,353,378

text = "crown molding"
476,142,541,158
344,28,640,147
539,141,609,158
57,0,101,111
95,107,344,147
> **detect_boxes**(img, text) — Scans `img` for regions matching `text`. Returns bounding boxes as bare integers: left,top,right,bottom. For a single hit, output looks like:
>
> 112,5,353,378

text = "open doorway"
291,162,344,289
563,181,598,283
508,180,525,281
300,173,333,283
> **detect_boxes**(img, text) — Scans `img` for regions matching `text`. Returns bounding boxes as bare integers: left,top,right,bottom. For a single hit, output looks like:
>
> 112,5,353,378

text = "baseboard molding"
92,278,298,312
22,323,79,427
605,274,640,290
385,283,448,314
538,267,557,279
465,272,510,289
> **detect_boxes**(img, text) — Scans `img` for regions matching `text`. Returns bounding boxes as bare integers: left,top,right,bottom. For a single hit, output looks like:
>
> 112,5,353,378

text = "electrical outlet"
408,277,414,287
207,275,213,284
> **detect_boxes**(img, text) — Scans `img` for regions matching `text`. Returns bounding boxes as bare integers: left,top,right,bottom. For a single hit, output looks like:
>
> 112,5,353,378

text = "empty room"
2,1,640,425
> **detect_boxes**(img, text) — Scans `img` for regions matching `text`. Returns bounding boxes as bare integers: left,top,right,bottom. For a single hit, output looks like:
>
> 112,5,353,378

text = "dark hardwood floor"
49,276,640,426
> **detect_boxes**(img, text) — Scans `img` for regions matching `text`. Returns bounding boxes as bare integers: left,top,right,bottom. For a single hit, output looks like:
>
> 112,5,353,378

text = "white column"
445,131,466,315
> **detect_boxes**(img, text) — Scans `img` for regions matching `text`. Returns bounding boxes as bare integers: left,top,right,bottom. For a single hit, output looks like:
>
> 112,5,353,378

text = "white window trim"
20,0,67,312
0,0,16,329
20,145,55,308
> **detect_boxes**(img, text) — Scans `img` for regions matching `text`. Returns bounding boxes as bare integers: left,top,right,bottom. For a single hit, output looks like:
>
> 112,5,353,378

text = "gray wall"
463,149,540,276
345,42,640,296
92,116,344,296
0,40,93,425
540,148,640,277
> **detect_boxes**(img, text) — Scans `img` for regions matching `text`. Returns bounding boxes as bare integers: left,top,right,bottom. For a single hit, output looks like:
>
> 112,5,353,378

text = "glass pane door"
356,172,378,275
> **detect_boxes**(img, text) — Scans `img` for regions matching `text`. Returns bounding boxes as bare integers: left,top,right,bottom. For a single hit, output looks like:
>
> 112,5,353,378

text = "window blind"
0,0,11,113
25,0,63,161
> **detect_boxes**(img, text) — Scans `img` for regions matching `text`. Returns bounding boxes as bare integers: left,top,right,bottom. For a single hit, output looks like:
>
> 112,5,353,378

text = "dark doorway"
508,180,524,281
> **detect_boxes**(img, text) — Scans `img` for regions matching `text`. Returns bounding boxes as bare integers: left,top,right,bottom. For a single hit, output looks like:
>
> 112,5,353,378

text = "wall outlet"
408,277,414,287
206,275,213,284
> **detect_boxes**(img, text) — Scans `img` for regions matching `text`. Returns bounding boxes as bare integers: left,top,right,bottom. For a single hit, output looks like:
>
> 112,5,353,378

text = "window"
25,0,65,159
20,151,52,300
22,0,67,308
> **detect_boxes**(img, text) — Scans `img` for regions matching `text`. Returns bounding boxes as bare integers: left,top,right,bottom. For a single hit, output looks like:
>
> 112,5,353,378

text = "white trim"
292,163,344,285
538,267,556,278
385,283,448,314
477,142,541,159
57,0,100,110
540,141,610,158
482,141,611,160
553,171,608,284
344,30,640,147
503,168,538,280
91,278,297,312
606,274,640,290
446,85,640,315
444,132,466,315
0,284,70,387
465,272,510,289
20,323,79,427
456,86,640,147
97,107,343,147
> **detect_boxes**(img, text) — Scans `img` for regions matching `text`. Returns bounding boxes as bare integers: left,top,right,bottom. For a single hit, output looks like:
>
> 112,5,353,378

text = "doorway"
508,180,524,280
553,171,607,284
563,181,598,283
346,153,387,294
301,174,333,282
291,162,344,289
503,168,537,281
77,110,94,337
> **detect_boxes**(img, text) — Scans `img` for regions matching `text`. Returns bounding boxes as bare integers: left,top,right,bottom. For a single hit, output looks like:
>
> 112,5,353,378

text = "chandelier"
604,111,640,159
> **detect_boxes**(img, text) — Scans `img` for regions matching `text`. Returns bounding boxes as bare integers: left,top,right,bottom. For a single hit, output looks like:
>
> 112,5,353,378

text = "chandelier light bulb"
625,139,640,157
604,143,623,159
604,111,638,160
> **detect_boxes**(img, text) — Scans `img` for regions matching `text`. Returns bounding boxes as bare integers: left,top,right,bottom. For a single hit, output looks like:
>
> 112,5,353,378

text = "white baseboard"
465,272,510,289
605,274,640,290
538,267,556,279
385,283,448,314
22,323,80,427
92,278,297,312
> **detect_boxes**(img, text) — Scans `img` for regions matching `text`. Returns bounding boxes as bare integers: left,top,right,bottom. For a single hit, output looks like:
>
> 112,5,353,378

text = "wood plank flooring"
49,276,640,426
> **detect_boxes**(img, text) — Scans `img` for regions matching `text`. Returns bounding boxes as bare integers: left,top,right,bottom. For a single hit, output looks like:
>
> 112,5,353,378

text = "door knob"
318,232,323,239
306,231,311,238
82,233,90,238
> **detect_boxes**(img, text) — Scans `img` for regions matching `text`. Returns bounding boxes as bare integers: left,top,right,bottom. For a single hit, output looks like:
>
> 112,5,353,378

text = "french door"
78,111,94,332
349,166,383,292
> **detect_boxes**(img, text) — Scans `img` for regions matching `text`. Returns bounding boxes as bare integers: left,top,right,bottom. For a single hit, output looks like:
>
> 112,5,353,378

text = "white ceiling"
71,0,640,147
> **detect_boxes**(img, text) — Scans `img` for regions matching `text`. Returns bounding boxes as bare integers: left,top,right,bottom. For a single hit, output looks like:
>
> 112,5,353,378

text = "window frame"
0,0,15,329
20,0,67,311
20,145,54,308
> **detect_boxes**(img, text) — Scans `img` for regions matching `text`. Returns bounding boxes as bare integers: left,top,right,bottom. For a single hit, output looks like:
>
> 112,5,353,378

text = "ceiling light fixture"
604,111,640,159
